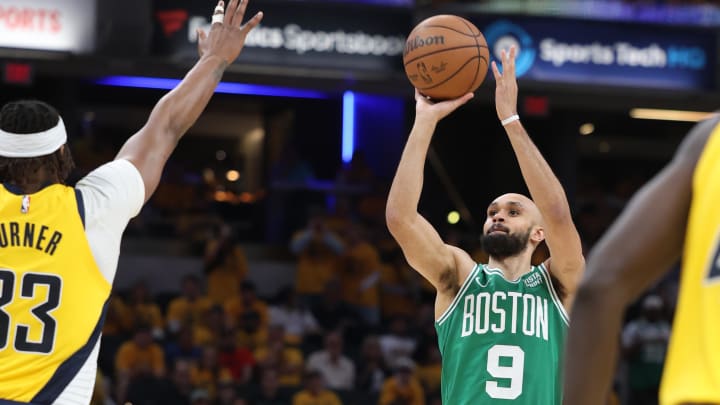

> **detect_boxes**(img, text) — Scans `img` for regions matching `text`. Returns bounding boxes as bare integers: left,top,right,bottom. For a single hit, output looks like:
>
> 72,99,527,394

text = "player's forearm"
503,120,571,221
386,117,437,224
152,55,228,140
563,281,624,405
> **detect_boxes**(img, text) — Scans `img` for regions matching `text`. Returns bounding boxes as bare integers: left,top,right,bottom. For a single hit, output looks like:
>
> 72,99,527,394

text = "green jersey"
435,263,568,404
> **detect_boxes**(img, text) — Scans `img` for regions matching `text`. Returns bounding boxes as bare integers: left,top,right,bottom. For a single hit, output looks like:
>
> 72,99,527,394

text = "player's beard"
480,227,532,259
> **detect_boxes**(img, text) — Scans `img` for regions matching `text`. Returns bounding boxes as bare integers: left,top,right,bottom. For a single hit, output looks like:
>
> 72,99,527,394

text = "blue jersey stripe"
31,299,108,404
73,189,85,229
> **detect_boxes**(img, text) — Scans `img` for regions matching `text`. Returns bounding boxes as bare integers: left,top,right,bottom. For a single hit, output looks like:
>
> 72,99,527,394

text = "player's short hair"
0,100,74,186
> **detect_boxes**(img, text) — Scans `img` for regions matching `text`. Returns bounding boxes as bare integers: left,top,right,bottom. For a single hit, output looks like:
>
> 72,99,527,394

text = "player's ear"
531,226,545,243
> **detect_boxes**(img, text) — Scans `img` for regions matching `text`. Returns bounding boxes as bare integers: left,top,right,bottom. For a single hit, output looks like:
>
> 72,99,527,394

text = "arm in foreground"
562,115,719,405
115,0,263,202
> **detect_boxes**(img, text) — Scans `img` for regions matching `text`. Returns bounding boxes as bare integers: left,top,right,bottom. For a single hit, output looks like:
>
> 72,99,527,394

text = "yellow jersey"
0,184,110,403
660,124,720,405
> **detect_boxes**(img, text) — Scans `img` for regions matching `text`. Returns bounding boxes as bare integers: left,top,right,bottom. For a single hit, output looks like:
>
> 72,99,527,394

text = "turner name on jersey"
461,291,549,341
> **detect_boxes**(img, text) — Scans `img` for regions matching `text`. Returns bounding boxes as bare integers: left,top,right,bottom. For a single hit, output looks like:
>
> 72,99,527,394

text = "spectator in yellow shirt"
115,325,165,404
166,275,213,334
224,280,269,329
290,215,344,306
204,224,249,305
292,370,343,405
126,280,165,339
379,358,425,405
337,225,381,326
236,310,268,352
254,324,304,387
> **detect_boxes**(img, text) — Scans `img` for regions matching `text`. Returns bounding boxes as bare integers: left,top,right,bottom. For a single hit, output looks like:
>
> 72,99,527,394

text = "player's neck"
7,168,59,194
487,252,533,281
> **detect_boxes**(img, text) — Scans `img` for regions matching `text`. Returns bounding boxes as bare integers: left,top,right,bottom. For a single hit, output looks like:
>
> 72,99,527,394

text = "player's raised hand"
414,89,473,123
196,0,263,64
491,45,519,122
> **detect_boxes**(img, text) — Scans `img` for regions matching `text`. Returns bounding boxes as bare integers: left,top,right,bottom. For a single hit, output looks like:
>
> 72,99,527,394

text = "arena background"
1,0,719,404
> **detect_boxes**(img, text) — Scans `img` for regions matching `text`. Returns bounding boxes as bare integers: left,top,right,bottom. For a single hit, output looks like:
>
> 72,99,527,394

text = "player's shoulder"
676,113,720,164
75,159,145,220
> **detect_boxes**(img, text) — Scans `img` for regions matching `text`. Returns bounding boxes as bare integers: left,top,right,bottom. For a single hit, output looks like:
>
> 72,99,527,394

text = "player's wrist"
500,113,520,126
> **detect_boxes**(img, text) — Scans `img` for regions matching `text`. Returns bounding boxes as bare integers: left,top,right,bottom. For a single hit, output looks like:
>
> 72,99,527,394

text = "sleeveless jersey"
435,263,568,405
660,123,720,405
0,184,110,404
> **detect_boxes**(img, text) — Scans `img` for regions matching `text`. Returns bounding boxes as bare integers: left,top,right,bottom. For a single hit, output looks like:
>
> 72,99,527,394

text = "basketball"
403,15,489,100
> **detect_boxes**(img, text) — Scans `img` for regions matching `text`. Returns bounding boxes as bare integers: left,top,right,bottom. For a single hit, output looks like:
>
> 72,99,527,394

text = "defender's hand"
196,0,263,64
414,89,473,124
491,46,519,122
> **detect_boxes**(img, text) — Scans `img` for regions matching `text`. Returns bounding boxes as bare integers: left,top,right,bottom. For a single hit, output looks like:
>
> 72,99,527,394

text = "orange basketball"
403,15,489,100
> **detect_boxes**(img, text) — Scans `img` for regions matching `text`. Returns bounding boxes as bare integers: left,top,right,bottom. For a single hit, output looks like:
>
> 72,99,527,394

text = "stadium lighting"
342,91,356,164
94,76,328,99
630,108,715,122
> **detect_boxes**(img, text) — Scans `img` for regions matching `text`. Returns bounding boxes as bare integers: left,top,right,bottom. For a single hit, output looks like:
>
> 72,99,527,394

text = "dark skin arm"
562,114,719,405
115,0,262,202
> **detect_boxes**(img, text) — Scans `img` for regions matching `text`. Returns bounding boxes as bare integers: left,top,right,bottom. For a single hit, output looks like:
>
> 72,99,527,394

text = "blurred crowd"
66,129,679,405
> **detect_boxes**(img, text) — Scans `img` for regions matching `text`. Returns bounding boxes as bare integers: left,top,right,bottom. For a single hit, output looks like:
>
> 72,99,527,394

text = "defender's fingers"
233,0,249,27
241,11,263,32
224,0,237,25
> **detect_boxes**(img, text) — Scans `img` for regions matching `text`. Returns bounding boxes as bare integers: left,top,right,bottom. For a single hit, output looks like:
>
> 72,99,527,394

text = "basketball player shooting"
0,1,261,403
386,46,584,404
563,111,720,405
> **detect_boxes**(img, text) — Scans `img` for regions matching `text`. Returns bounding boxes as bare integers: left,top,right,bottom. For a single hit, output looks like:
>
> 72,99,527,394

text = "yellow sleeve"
292,391,307,405
411,379,425,405
329,391,343,405
152,345,166,376
166,299,184,322
115,343,134,373
232,246,249,279
378,379,396,405
150,305,164,329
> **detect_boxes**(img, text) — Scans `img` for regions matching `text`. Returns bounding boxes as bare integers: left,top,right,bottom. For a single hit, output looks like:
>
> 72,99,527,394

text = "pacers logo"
483,20,536,78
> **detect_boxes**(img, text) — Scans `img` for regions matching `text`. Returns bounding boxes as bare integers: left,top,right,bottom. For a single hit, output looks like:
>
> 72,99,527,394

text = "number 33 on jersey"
0,184,111,403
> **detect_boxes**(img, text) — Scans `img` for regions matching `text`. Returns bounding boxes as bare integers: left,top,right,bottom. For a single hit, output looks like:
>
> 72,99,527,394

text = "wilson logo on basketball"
403,35,445,56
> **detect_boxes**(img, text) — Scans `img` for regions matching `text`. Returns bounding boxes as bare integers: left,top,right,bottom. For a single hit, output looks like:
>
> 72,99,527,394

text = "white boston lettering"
460,291,549,342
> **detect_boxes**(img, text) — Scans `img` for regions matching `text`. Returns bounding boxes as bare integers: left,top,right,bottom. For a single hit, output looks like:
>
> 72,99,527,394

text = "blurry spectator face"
642,295,664,322
132,282,150,303
268,325,285,344
325,332,343,357
173,360,193,389
201,346,218,369
178,328,194,349
207,306,225,329
306,372,323,393
182,278,200,299
240,283,257,305
261,368,280,394
240,311,260,332
362,337,382,361
390,317,408,335
134,328,153,348
217,381,237,404
396,368,412,385
322,282,341,303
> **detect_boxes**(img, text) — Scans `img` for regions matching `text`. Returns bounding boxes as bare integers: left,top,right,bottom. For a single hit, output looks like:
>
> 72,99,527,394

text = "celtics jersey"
0,183,110,404
435,263,568,405
660,123,720,405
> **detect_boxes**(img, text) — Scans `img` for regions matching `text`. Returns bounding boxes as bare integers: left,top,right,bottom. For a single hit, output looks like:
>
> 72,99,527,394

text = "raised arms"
492,47,585,305
385,91,474,295
562,114,718,405
115,0,263,202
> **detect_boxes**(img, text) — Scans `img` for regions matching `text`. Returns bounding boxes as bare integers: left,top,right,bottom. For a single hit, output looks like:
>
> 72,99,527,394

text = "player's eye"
488,210,497,216
509,210,519,216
